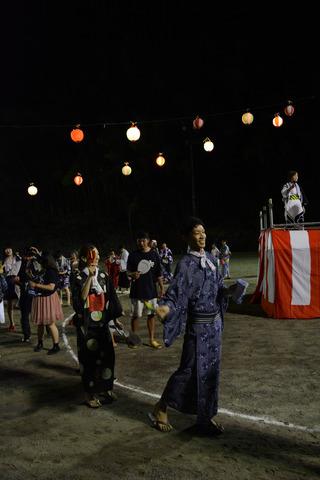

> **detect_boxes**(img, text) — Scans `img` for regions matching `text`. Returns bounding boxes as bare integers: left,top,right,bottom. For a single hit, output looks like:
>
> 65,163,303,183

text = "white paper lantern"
28,183,38,196
203,137,214,152
126,122,141,142
122,162,132,175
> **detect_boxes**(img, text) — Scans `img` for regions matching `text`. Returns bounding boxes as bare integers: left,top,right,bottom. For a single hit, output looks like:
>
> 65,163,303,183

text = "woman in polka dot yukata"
72,244,123,408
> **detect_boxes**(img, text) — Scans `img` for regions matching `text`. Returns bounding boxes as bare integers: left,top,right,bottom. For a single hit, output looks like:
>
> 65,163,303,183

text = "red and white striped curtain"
252,229,320,319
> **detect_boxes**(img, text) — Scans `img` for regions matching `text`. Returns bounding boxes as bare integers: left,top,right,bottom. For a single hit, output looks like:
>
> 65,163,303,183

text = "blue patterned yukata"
159,251,227,425
159,246,173,283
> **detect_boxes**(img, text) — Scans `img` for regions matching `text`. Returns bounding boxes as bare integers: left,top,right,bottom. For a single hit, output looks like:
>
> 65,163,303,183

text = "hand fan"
137,259,151,274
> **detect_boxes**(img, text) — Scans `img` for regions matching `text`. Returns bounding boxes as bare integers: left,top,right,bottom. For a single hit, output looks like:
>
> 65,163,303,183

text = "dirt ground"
1,252,320,480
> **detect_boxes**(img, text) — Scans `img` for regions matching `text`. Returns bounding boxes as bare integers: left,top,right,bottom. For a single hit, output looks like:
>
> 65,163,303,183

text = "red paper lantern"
74,173,83,186
70,127,84,143
284,101,295,117
193,115,204,130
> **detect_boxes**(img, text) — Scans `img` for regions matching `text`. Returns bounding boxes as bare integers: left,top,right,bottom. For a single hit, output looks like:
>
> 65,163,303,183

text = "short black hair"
288,170,298,181
136,231,150,240
181,217,205,236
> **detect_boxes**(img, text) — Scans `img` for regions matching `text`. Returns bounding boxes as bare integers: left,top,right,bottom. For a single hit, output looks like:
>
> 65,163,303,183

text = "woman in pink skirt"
29,253,64,355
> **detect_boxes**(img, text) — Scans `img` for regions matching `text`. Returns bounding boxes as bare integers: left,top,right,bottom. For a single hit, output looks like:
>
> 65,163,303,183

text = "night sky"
0,2,317,253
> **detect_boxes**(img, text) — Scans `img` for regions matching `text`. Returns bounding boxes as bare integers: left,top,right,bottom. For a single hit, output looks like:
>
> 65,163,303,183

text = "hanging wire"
0,96,315,129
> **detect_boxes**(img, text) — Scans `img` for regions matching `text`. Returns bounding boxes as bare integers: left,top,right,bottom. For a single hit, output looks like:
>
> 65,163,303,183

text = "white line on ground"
62,314,320,435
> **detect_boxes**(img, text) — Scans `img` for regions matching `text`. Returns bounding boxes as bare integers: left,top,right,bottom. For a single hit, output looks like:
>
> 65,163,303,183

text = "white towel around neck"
188,249,216,272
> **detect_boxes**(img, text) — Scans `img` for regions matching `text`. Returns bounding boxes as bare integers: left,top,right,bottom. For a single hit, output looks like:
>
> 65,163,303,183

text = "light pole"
189,142,196,216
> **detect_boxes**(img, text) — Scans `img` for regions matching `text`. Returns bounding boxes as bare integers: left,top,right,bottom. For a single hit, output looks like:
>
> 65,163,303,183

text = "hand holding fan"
231,279,249,304
137,259,151,274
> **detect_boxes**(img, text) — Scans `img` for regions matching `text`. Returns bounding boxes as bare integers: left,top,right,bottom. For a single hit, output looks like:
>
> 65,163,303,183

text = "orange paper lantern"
272,113,283,128
74,173,83,186
70,127,84,143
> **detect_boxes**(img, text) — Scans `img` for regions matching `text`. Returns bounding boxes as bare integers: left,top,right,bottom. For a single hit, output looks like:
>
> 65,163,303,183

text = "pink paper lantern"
284,102,295,117
193,115,204,130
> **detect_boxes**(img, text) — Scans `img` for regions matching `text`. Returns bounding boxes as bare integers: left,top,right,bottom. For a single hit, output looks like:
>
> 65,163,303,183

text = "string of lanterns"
24,97,310,194
68,99,300,143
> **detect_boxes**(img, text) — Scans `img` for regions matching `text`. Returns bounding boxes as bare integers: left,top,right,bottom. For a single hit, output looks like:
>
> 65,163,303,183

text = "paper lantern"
122,162,132,175
28,183,38,196
156,153,165,167
241,111,254,125
203,137,214,152
284,101,295,117
272,113,283,128
70,127,84,143
193,115,204,130
74,173,83,186
126,122,140,142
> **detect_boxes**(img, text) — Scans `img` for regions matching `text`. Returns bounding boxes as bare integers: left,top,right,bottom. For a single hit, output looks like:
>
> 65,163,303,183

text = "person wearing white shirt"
211,243,220,267
281,170,307,225
118,246,130,293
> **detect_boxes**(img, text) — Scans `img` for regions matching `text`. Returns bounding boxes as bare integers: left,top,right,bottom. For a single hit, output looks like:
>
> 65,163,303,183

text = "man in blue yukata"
149,217,240,436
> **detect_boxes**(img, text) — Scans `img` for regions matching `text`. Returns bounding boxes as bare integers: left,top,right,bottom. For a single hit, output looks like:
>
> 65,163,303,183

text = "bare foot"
150,402,173,432
86,396,102,408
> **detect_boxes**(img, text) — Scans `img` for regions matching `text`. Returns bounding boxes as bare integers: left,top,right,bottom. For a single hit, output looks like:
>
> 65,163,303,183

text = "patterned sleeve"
217,271,229,327
159,260,190,347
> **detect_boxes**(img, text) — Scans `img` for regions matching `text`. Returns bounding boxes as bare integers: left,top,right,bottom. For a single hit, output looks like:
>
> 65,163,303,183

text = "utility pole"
190,142,196,216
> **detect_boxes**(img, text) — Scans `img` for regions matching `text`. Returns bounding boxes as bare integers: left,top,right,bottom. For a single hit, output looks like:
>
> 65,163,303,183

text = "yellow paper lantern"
156,153,166,167
122,162,132,175
272,113,283,127
27,183,38,196
74,173,83,186
126,122,141,142
70,127,84,143
241,111,254,125
203,137,214,152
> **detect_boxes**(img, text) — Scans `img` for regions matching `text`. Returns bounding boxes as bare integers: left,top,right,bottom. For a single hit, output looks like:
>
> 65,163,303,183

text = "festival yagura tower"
252,228,320,319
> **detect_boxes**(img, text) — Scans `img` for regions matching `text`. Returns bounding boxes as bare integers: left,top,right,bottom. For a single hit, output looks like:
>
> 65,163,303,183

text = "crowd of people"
0,170,310,436
1,223,242,436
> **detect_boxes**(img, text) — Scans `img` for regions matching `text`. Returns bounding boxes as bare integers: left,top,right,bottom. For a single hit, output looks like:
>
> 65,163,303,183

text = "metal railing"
259,198,320,231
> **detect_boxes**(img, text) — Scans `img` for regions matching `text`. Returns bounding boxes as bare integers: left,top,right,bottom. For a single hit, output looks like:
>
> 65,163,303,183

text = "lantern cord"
0,95,315,129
